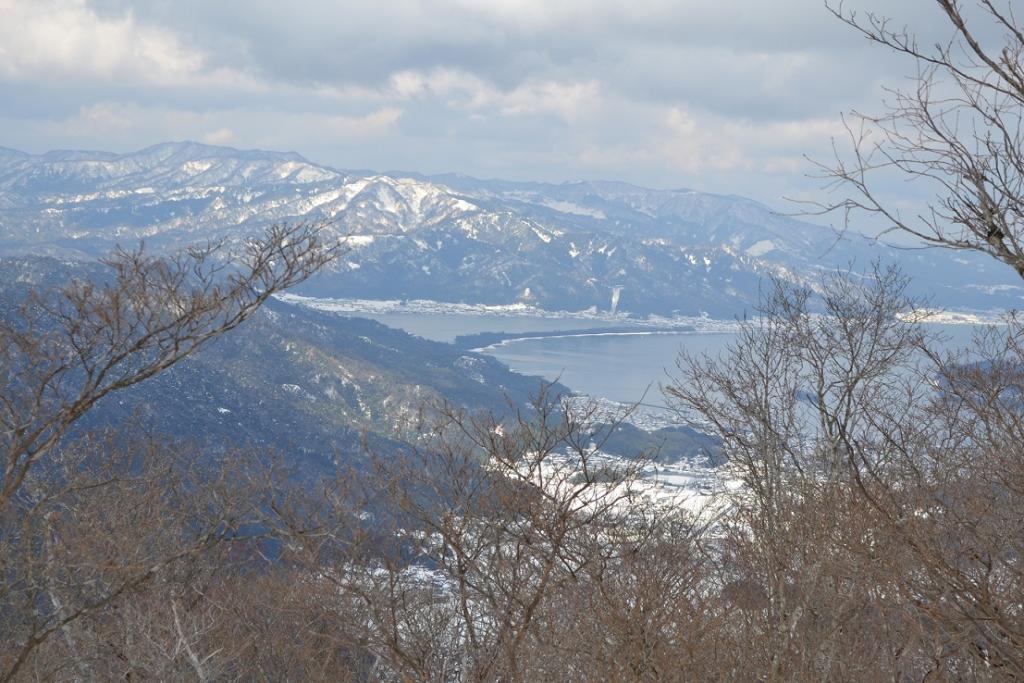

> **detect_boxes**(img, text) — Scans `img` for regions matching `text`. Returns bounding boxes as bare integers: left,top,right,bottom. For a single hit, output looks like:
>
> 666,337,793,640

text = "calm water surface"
360,312,630,343
485,332,735,405
363,311,735,404
363,312,989,405
485,323,984,404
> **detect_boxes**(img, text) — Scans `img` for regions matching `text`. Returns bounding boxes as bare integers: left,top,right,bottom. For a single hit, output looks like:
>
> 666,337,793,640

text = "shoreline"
470,328,732,353
276,292,743,331
278,293,1009,331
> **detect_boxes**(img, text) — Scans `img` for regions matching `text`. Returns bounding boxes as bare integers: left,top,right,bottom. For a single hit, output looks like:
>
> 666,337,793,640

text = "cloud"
387,68,599,122
201,128,236,145
0,0,193,82
0,0,976,207
0,0,267,96
2,101,402,156
282,108,404,141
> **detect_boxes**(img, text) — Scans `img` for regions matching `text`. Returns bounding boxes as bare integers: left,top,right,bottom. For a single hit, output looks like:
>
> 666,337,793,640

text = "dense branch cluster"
668,268,1024,679
0,222,335,511
2,1,1024,680
3,238,1022,680
819,1,1024,278
0,222,337,680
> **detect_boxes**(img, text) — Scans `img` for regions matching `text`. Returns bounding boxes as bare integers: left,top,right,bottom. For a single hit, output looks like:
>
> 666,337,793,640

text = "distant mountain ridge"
1,141,1020,316
0,255,569,473
0,255,715,469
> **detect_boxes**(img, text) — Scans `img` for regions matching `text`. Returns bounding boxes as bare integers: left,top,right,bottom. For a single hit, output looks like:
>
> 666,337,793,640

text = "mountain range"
0,256,553,472
0,256,714,471
2,141,1019,316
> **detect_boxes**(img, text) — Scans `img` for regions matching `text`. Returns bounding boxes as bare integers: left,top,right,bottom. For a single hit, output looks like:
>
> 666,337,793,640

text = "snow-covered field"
528,445,737,525
904,307,1011,325
276,293,742,332
288,294,740,516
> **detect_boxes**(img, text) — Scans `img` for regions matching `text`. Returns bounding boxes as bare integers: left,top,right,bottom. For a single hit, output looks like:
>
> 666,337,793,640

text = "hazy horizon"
0,0,988,217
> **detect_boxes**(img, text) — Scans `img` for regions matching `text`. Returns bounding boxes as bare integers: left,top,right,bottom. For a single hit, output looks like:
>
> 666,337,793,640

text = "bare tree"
818,0,1024,280
0,221,335,512
0,223,335,680
0,436,371,681
666,266,1024,679
267,389,704,682
527,506,717,681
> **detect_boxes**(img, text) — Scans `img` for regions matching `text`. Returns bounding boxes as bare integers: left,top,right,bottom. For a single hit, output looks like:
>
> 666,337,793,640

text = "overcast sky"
0,0,974,207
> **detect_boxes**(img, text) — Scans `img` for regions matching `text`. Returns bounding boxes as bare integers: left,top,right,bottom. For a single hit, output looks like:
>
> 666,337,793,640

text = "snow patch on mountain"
2,141,1021,317
746,239,775,257
539,199,606,219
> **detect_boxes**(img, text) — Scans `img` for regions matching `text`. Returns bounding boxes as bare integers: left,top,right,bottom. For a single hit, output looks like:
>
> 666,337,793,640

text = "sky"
0,0,981,209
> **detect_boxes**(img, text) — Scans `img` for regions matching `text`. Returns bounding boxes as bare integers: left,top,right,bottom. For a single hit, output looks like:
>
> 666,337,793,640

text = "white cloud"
0,0,260,90
201,128,236,145
499,80,600,121
0,0,955,208
6,101,402,154
281,108,404,140
387,68,599,122
560,100,848,189
656,108,847,174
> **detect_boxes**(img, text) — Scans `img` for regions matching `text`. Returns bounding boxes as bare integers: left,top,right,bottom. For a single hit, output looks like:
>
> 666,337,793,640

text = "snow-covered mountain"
1,141,1019,316
0,256,715,470
0,255,577,473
